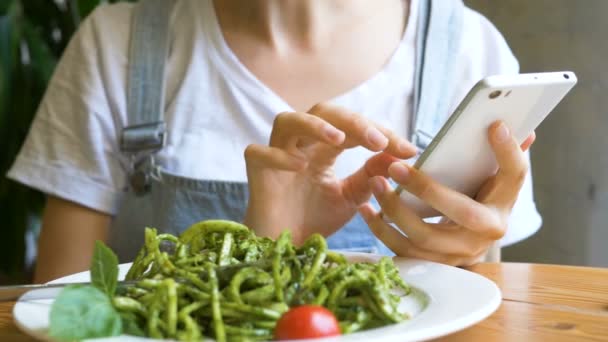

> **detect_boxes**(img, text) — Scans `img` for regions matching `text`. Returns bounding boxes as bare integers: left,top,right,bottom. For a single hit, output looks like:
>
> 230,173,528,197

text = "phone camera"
489,90,502,99
563,73,570,79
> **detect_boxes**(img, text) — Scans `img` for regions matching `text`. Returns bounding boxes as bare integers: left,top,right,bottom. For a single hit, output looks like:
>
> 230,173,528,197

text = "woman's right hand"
243,102,417,244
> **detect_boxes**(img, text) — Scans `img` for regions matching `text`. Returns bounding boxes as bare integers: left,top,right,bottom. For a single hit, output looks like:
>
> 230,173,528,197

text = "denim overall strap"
120,0,173,195
411,0,464,150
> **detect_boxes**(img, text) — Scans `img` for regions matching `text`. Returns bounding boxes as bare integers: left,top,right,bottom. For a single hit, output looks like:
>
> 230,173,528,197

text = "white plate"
14,253,500,342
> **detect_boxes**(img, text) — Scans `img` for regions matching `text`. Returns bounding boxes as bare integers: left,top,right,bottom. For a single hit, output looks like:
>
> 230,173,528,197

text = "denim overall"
108,0,464,262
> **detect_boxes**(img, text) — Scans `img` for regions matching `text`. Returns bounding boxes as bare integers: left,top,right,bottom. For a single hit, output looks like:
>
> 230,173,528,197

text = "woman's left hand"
359,121,536,266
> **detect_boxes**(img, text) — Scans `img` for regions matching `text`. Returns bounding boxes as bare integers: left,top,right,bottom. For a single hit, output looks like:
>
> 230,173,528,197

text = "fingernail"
495,122,510,143
325,125,344,143
389,162,410,182
367,127,388,147
358,205,371,220
370,177,385,196
399,140,414,154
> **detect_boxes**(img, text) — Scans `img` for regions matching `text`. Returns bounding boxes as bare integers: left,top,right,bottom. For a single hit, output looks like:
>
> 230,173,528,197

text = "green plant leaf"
0,0,14,15
22,19,57,84
49,285,123,340
0,16,11,127
0,0,20,133
77,0,102,21
91,241,119,297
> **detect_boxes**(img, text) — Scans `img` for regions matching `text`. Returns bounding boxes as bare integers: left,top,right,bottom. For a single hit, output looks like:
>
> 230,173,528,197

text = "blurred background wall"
465,0,608,267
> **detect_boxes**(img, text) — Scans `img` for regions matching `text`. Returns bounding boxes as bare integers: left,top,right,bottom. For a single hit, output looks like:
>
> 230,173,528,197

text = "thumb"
341,152,400,206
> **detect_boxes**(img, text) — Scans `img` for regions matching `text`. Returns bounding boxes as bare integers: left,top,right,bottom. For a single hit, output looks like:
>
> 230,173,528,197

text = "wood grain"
433,300,608,342
467,263,608,312
0,302,37,342
0,263,607,341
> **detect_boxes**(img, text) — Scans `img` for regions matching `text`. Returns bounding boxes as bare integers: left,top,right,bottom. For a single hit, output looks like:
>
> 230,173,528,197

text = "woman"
7,0,541,283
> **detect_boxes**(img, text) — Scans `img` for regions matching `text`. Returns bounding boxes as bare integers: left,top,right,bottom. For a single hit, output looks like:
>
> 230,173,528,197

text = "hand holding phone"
397,71,577,217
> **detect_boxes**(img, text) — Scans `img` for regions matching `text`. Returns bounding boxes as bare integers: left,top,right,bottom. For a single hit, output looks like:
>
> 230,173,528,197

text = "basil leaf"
49,285,122,340
91,240,119,296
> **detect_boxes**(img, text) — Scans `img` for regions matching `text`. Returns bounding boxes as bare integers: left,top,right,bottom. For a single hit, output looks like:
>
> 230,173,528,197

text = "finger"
359,203,467,266
388,162,503,238
309,103,416,158
244,144,308,171
484,121,530,207
520,131,536,152
269,111,345,150
309,103,387,151
369,176,490,256
375,125,418,158
341,152,399,206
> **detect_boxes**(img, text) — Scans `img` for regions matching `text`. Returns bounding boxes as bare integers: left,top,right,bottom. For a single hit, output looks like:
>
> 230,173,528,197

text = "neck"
214,0,405,52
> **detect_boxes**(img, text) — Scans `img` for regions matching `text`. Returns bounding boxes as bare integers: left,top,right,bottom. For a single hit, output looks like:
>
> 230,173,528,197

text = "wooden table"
0,263,606,341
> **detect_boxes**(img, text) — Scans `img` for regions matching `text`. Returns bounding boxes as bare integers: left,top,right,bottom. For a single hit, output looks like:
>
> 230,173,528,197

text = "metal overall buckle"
128,155,161,196
120,122,166,196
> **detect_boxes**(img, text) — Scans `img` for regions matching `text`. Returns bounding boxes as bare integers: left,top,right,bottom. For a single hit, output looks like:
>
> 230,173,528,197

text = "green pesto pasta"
113,220,411,341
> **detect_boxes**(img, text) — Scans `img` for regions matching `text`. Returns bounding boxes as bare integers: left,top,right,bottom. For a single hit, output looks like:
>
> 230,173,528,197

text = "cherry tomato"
274,305,341,340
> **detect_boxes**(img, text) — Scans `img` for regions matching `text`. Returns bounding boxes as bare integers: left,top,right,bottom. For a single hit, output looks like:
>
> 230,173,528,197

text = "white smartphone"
397,71,577,217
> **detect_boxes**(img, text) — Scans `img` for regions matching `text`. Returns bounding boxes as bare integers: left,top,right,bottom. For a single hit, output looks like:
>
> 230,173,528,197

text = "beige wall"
464,0,608,266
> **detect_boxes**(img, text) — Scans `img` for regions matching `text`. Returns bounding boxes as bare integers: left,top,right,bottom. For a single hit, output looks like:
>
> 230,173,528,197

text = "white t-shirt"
7,0,542,246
